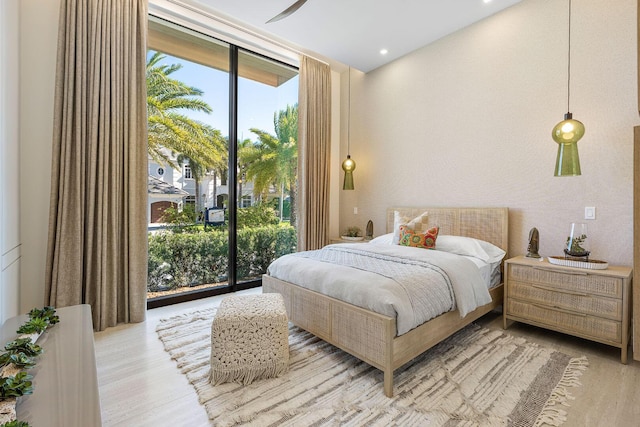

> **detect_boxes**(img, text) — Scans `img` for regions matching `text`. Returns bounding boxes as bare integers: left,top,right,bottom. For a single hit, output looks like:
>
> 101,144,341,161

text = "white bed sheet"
266,243,492,335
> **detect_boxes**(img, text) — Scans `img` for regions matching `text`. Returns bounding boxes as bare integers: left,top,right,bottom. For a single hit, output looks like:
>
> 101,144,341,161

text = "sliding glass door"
146,17,298,307
235,50,298,285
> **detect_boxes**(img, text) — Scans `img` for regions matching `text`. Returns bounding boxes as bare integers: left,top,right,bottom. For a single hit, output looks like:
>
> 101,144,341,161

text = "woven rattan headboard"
386,207,509,256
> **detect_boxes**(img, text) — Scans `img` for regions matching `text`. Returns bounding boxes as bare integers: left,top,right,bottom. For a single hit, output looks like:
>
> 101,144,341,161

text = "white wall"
19,0,59,311
0,0,22,321
340,0,638,266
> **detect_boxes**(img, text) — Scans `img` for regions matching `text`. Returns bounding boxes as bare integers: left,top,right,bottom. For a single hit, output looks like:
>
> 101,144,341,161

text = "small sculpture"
526,227,541,258
366,220,373,240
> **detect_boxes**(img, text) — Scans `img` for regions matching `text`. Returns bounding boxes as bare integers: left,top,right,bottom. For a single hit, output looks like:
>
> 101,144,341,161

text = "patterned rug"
156,308,587,427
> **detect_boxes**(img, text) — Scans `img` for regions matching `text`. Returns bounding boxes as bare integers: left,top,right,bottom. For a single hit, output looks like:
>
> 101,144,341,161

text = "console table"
0,304,101,426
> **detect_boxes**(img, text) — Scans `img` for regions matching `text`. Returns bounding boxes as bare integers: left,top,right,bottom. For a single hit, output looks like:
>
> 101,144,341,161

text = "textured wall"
339,0,638,266
1,0,21,321
19,0,59,311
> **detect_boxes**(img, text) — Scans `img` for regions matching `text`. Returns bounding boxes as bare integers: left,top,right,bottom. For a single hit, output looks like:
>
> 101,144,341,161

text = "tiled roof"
148,175,189,196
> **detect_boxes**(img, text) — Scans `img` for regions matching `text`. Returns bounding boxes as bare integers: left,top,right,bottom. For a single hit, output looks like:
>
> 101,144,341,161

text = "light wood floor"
94,288,640,426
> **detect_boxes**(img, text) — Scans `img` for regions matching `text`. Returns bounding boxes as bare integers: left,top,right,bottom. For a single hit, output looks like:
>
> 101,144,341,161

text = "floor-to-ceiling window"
146,17,299,307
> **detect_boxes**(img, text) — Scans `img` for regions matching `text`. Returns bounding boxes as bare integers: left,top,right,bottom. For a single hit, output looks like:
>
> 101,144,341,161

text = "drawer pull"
531,303,587,317
530,284,589,297
532,266,588,276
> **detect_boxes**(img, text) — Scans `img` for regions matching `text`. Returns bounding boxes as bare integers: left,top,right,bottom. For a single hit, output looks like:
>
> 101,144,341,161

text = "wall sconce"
552,0,584,177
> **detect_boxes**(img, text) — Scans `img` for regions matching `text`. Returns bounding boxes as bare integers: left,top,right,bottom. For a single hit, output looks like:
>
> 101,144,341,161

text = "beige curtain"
45,0,148,331
297,56,331,251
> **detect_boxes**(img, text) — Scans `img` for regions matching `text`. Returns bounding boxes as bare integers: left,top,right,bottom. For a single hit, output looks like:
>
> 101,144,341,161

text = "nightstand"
329,237,369,244
503,256,633,363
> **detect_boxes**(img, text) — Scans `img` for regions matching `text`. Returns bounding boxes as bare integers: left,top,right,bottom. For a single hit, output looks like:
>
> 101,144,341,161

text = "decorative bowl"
341,236,364,241
548,256,608,270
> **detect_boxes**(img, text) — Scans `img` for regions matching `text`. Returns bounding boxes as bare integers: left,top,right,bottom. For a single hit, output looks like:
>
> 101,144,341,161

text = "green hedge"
148,224,296,292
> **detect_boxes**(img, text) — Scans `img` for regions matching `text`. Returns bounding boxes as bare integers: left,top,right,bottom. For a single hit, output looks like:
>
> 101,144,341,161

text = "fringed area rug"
156,308,587,427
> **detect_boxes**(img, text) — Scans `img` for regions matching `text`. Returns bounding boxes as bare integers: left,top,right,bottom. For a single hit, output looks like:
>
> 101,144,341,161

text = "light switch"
584,207,596,220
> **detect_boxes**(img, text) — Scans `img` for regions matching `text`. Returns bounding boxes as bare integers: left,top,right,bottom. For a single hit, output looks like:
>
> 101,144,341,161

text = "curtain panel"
46,0,148,331
297,56,331,251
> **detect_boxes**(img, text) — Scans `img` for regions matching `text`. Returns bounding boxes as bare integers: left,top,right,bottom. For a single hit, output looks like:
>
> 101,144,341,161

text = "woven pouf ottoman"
209,293,289,385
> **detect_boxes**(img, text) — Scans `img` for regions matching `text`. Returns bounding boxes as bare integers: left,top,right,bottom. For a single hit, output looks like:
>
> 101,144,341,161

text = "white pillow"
369,233,394,245
392,210,429,244
435,235,506,264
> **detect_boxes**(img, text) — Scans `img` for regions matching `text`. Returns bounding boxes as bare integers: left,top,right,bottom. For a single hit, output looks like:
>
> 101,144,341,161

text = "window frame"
146,13,299,309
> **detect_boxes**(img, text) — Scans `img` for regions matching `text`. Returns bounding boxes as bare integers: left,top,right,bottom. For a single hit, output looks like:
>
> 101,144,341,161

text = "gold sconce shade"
342,155,356,190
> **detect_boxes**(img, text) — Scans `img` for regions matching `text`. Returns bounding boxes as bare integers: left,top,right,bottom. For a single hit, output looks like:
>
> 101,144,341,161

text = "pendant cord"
348,67,351,156
566,0,572,113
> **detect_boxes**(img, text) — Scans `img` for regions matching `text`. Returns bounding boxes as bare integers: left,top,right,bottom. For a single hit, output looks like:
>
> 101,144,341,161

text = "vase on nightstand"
565,222,590,260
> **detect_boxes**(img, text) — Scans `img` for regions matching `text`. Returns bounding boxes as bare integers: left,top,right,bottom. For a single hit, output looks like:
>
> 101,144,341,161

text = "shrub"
237,204,280,228
148,223,296,292
160,205,199,233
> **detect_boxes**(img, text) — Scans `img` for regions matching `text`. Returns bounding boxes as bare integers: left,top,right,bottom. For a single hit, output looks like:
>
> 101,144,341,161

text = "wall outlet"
584,207,596,220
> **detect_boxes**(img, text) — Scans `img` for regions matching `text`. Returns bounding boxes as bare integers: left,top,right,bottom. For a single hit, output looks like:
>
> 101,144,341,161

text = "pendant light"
552,0,584,176
342,68,356,190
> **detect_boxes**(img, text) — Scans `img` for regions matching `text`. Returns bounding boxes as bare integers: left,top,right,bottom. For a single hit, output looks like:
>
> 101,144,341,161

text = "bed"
262,207,509,397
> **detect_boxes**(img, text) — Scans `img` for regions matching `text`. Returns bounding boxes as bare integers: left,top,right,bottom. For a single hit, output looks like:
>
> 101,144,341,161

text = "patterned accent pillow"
398,225,439,249
392,210,429,244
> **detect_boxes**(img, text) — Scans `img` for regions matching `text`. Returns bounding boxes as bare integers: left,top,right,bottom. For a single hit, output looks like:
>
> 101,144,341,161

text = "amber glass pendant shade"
342,155,356,190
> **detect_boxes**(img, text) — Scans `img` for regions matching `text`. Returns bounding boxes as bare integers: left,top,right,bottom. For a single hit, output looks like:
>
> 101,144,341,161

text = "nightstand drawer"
507,299,621,343
509,281,622,320
509,264,622,299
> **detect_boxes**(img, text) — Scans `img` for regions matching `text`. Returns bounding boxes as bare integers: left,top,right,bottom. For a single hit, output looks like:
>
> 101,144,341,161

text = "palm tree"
146,51,224,170
242,104,298,226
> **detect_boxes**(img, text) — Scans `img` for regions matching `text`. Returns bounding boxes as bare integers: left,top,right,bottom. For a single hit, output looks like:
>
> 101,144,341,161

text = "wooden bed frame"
262,207,509,397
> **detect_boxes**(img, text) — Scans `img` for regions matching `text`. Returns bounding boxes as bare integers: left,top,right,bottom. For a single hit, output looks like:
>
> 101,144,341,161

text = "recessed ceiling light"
380,49,388,55
483,0,492,3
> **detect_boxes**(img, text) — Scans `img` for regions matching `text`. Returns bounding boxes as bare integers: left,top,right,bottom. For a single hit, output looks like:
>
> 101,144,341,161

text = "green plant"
237,204,280,228
343,226,362,237
160,205,200,233
28,306,59,326
1,420,31,427
3,339,42,358
0,353,36,370
0,372,33,400
16,318,48,335
566,233,588,254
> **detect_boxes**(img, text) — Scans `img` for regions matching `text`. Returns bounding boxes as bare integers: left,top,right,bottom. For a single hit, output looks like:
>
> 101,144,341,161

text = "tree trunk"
289,182,297,228
279,182,284,221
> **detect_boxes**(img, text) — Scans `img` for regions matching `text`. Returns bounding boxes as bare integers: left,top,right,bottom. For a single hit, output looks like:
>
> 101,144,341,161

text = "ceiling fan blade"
266,0,309,24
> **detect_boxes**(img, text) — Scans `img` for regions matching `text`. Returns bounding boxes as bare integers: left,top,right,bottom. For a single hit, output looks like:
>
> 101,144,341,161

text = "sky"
151,51,299,143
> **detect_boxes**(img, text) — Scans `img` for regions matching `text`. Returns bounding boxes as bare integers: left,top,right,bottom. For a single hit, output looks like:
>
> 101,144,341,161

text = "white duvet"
266,243,492,336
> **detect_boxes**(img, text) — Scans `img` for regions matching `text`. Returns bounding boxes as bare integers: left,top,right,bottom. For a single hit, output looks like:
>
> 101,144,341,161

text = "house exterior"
147,175,189,224
147,154,258,225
